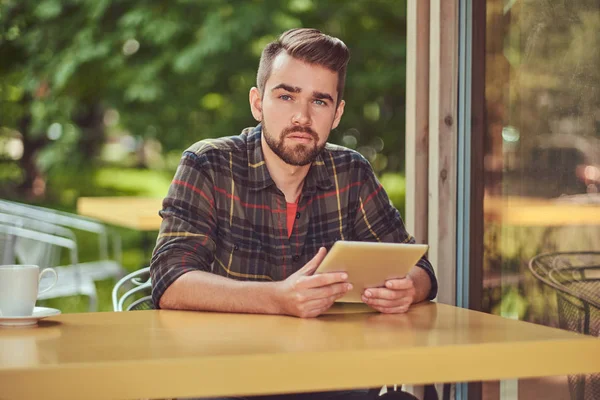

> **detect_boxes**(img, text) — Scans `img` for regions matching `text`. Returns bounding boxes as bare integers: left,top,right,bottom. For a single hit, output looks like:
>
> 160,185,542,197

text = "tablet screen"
314,241,429,303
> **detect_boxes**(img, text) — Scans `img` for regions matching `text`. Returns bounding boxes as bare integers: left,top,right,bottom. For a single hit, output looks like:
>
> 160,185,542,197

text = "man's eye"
314,99,327,106
280,95,292,101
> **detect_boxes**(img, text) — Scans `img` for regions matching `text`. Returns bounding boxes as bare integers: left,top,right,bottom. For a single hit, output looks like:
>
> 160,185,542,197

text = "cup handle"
38,268,58,294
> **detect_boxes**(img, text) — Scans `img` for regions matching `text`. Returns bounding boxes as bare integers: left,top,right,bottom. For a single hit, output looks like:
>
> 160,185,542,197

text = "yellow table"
0,303,598,400
484,196,600,226
77,197,163,231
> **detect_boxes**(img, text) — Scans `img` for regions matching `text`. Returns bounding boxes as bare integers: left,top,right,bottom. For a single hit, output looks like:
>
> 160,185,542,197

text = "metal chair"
0,199,125,282
112,267,153,311
0,213,99,310
0,224,98,311
529,251,600,400
0,211,78,242
0,226,16,264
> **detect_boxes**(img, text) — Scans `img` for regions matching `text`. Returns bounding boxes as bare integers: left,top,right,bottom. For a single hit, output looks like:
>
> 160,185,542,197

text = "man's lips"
286,133,314,141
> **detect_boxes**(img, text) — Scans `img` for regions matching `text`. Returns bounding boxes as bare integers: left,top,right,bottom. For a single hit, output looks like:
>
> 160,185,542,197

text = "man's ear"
331,99,345,130
249,87,263,122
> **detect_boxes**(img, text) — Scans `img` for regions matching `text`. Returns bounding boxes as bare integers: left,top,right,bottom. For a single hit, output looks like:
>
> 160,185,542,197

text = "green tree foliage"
0,0,408,197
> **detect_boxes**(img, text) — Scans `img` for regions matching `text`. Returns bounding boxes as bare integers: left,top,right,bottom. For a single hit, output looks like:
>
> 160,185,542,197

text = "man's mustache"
281,126,318,141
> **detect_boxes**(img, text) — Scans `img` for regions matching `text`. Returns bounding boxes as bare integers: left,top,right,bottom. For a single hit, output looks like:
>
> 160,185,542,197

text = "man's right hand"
273,247,352,318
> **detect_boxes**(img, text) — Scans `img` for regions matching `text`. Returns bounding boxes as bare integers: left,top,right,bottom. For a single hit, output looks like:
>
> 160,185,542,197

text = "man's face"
250,52,345,166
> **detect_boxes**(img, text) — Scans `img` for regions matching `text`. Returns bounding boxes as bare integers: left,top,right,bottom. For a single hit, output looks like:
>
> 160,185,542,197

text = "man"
150,28,437,399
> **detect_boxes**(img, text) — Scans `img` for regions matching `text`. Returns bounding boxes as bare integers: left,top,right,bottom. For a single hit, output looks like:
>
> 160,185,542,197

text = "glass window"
481,0,600,398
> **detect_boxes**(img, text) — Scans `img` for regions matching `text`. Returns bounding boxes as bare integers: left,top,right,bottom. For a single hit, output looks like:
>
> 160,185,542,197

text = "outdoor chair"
0,225,16,264
0,224,98,311
112,267,153,311
0,199,125,282
529,251,600,400
0,211,77,242
0,212,99,309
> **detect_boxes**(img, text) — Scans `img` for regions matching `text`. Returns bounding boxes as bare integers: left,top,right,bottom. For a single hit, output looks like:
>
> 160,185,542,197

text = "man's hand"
361,275,416,314
274,247,352,318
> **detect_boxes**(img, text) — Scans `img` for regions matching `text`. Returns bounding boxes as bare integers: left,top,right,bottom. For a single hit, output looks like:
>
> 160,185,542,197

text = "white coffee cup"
0,265,58,317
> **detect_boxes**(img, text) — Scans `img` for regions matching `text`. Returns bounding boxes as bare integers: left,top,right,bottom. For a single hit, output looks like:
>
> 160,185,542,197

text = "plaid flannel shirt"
150,124,437,307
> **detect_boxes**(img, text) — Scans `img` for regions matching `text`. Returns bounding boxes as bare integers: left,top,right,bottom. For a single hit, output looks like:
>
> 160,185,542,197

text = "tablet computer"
314,241,429,303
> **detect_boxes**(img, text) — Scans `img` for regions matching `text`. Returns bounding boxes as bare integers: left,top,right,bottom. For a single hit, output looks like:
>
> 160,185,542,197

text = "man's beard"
262,121,326,166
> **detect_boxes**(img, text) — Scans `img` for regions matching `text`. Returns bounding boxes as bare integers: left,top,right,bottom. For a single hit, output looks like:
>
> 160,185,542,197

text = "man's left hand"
361,276,416,314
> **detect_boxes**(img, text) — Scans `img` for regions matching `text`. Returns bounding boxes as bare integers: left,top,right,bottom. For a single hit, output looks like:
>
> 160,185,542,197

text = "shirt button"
292,255,300,262
296,212,301,220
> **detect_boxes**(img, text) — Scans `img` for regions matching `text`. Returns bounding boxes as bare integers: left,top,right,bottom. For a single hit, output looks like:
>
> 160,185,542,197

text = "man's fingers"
304,295,333,310
307,303,336,317
293,283,350,308
299,298,336,318
297,247,328,276
300,308,326,318
364,287,405,300
307,282,352,299
363,295,412,308
300,290,347,317
385,277,414,290
311,289,350,309
297,271,348,289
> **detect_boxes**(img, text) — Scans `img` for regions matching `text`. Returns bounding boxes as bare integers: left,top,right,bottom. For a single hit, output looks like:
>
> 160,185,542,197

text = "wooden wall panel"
428,0,459,305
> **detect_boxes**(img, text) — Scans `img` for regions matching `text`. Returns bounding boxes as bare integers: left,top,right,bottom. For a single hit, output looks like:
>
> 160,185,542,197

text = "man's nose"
291,102,311,126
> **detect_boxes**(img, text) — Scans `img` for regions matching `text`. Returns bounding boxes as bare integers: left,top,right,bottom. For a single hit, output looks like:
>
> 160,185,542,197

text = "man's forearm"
158,270,281,314
408,265,432,303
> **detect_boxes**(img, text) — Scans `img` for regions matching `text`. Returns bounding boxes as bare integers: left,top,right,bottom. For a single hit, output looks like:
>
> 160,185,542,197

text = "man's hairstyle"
256,28,350,105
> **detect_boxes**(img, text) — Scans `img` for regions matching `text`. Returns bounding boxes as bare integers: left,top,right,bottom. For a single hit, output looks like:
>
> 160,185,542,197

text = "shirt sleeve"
352,160,438,301
150,151,217,308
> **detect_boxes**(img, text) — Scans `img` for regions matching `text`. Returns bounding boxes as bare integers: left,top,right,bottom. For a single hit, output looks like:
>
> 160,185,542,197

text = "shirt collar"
246,124,334,193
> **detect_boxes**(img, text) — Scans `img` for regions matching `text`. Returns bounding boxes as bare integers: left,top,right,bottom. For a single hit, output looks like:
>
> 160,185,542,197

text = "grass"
94,167,173,198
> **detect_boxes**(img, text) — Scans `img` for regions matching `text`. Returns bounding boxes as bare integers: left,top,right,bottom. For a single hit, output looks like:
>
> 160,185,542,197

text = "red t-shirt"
286,201,298,238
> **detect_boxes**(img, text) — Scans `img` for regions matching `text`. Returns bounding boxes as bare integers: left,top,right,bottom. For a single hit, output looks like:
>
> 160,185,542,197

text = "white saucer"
0,307,61,328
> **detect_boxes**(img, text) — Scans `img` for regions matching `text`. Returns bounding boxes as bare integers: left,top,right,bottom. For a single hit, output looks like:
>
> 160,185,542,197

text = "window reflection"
482,0,600,398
